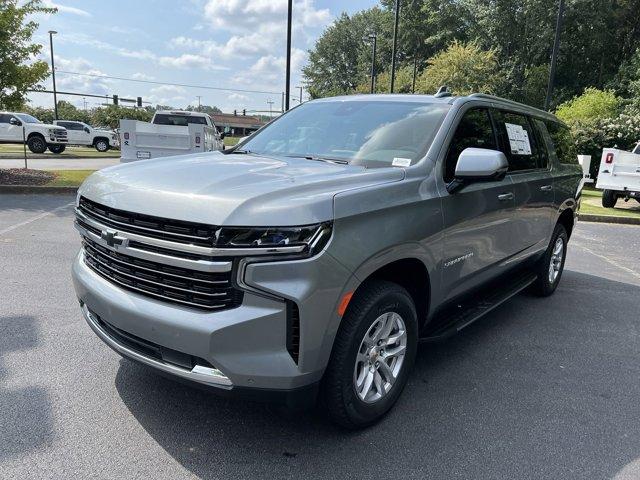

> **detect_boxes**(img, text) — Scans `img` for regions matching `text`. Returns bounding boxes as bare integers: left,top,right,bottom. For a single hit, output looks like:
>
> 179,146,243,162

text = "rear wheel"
321,280,418,429
602,190,617,208
531,223,568,297
94,139,109,152
27,135,46,154
48,144,66,154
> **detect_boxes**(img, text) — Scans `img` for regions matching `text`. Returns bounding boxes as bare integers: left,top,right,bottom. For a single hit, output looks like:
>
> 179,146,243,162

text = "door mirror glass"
10,117,21,126
84,127,90,133
447,148,508,193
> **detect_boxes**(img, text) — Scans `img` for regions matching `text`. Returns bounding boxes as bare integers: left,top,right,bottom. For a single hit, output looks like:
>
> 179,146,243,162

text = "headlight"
48,128,55,134
215,222,332,257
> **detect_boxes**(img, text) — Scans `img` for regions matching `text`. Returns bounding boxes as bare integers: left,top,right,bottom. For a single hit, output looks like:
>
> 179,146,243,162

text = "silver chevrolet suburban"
72,93,582,428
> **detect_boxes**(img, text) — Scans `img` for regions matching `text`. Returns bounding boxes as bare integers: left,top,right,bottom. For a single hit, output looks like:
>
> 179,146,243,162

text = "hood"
38,123,65,130
78,151,404,226
94,128,115,135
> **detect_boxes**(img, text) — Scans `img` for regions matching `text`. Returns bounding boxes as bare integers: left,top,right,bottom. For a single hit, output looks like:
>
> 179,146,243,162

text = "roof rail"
467,93,554,117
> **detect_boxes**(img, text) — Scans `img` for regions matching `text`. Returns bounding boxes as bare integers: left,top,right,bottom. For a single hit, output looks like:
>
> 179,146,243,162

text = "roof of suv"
312,93,559,123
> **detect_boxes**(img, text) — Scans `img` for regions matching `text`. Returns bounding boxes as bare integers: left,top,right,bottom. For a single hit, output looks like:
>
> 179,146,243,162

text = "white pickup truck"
0,111,68,154
53,120,118,152
596,146,640,207
119,110,224,162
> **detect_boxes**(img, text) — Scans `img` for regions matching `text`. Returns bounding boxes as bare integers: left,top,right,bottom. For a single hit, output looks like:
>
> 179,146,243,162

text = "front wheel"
321,280,418,429
48,144,66,154
531,223,568,297
27,135,47,154
94,139,109,152
602,190,617,208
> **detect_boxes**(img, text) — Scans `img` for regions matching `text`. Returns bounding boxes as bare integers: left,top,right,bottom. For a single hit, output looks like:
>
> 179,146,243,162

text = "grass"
223,136,241,147
580,187,640,219
0,144,119,158
46,170,95,187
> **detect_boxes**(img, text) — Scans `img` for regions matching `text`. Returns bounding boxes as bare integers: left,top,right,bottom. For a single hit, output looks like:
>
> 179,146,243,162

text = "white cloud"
228,93,249,102
158,53,227,71
43,1,92,17
150,85,186,95
54,57,111,95
132,72,155,81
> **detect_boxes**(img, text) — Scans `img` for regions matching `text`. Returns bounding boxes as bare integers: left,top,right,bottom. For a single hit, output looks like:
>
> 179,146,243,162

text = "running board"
419,271,538,343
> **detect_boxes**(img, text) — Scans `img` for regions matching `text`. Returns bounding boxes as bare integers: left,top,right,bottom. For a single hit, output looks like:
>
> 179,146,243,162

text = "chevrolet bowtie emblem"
101,229,126,248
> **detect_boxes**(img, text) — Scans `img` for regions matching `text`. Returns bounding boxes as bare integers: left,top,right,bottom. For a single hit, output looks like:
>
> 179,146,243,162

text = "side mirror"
10,117,21,126
219,131,226,139
84,127,90,133
447,148,508,194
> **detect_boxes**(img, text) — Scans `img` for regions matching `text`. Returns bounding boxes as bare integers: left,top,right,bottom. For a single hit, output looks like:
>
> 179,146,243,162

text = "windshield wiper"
285,154,349,165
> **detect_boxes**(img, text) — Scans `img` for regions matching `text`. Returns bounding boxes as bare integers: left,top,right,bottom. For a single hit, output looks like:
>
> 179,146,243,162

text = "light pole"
48,30,58,119
412,56,418,94
545,0,565,111
284,0,292,111
369,34,377,94
267,99,274,118
296,85,303,104
196,95,202,111
390,0,400,93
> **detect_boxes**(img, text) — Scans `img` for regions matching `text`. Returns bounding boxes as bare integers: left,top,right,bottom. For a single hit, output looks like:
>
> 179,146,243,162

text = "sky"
28,0,376,115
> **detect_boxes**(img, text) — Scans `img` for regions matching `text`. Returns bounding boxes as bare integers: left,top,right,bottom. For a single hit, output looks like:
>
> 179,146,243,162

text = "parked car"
0,111,67,154
72,93,582,428
119,110,224,162
53,120,118,152
596,147,640,207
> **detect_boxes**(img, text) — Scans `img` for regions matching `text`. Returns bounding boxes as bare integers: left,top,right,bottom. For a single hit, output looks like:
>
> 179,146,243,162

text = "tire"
321,280,418,429
530,223,568,297
602,190,617,208
47,144,66,154
27,135,46,154
94,139,109,152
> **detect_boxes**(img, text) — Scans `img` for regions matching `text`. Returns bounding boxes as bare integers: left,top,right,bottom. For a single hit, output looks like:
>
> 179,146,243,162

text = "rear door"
491,110,554,254
63,122,84,144
440,107,516,299
0,114,11,140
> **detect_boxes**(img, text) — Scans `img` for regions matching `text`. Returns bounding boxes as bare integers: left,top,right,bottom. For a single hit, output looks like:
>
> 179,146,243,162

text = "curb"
579,214,640,225
0,185,78,194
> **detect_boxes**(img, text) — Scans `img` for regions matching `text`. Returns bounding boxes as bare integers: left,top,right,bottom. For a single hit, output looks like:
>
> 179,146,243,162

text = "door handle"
497,193,514,201
540,185,553,191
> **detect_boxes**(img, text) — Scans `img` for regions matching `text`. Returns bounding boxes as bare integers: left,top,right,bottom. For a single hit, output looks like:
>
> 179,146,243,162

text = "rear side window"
492,110,540,172
153,114,207,126
444,108,497,183
545,121,578,165
0,114,10,123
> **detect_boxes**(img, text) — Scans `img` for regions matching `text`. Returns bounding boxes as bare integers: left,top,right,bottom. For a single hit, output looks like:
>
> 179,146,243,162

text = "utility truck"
53,120,118,152
0,111,68,154
596,147,640,207
119,110,224,162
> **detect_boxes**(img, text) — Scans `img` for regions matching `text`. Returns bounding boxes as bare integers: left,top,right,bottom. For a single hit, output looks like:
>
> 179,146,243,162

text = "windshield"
240,100,450,168
16,113,41,124
153,114,207,126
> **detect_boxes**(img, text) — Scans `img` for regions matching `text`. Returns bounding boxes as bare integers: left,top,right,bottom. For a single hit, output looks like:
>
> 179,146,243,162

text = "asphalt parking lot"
2,194,640,480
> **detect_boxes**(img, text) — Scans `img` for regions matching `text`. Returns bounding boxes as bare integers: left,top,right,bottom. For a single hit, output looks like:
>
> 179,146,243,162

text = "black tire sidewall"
330,282,418,427
538,224,568,295
48,144,65,154
27,136,46,154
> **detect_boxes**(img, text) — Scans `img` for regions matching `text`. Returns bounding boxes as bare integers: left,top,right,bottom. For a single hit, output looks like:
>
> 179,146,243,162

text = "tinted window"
15,113,41,124
545,121,578,165
0,114,11,123
154,114,207,126
532,119,550,169
444,108,497,182
493,111,540,172
242,101,450,168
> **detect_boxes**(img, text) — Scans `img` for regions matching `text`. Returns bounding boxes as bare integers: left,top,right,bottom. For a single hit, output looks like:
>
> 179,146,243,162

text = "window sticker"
392,157,412,167
505,123,532,155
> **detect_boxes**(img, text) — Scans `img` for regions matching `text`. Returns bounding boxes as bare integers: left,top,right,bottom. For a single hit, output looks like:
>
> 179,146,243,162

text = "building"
211,113,267,137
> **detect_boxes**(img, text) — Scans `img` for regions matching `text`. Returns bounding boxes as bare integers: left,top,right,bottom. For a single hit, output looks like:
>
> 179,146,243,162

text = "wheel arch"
93,136,109,145
557,208,575,239
27,131,45,140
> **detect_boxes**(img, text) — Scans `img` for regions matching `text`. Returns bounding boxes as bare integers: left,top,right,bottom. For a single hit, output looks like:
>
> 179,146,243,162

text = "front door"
439,107,517,301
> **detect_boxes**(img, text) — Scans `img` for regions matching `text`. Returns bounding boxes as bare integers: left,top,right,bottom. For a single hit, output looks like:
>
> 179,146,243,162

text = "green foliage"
355,64,416,94
89,105,153,129
0,0,56,109
186,104,222,115
418,41,502,96
555,88,621,125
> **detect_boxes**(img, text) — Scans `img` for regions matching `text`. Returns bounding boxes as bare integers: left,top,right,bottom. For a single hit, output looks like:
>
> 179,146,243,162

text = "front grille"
78,196,217,247
82,236,242,310
286,301,300,364
53,130,67,142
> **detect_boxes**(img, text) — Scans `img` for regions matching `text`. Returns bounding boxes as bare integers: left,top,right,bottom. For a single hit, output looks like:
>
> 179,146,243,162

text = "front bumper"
72,246,353,401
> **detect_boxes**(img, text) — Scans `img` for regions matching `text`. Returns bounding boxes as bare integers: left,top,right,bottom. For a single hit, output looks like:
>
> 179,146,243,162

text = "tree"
0,0,56,109
186,104,221,115
303,8,393,98
555,88,621,125
418,41,503,95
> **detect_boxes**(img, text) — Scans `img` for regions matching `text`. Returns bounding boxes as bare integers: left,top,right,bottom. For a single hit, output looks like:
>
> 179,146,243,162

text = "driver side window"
444,108,497,183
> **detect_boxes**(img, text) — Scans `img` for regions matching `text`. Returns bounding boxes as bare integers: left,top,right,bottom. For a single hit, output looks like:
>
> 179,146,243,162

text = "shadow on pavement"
114,270,640,479
0,316,55,460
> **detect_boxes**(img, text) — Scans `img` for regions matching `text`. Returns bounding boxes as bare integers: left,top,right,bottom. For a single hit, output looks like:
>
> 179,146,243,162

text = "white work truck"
119,110,224,162
596,147,640,207
53,120,118,152
0,111,68,154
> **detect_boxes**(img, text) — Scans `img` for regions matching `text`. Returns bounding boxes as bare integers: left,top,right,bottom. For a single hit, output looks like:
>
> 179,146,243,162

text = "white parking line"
0,202,75,236
576,243,640,280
